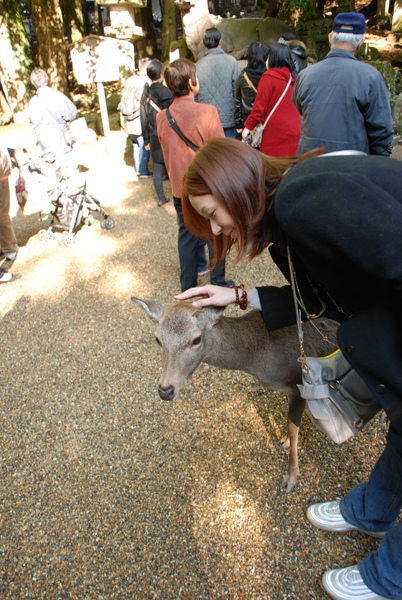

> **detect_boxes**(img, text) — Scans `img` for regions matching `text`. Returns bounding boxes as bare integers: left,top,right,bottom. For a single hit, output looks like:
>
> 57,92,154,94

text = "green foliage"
3,0,31,49
287,0,310,9
169,39,193,60
1,0,34,102
369,60,398,96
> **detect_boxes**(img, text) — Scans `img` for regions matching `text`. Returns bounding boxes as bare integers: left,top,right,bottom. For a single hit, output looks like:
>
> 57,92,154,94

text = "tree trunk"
29,0,69,94
392,0,402,30
264,0,281,18
161,0,178,62
0,0,34,120
59,0,85,43
377,0,390,16
338,0,356,11
135,3,159,60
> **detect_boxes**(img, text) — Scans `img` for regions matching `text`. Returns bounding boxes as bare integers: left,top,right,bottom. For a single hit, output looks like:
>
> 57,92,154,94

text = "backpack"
119,76,145,121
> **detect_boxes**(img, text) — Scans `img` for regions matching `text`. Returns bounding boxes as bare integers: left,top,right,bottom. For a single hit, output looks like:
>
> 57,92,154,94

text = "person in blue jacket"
292,12,394,156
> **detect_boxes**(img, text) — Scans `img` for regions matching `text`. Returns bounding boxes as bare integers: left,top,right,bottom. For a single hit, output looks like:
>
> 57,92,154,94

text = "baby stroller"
25,153,115,246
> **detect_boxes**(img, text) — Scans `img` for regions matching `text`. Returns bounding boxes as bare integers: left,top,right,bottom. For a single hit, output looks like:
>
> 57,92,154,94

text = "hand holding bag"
287,245,382,444
243,73,292,149
15,168,28,210
62,124,76,147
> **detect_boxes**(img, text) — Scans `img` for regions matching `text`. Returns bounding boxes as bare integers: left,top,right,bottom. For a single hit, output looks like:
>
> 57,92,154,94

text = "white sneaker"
4,250,18,261
322,565,389,600
307,501,386,539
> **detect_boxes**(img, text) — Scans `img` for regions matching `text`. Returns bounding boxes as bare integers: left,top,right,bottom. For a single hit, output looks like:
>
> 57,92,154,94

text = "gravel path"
0,133,393,599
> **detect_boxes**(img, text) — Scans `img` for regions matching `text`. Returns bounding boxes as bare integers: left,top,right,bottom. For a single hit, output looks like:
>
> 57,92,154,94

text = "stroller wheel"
85,214,95,226
58,233,74,246
104,217,115,230
39,229,54,242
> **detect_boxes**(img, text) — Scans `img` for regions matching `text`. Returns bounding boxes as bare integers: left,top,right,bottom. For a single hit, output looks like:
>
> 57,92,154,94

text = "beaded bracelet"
233,284,248,310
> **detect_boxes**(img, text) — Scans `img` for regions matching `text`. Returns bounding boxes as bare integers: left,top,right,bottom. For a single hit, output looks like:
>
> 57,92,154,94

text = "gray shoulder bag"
287,245,381,444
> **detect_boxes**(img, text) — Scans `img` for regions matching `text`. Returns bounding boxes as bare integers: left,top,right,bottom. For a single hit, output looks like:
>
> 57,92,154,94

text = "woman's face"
189,194,238,239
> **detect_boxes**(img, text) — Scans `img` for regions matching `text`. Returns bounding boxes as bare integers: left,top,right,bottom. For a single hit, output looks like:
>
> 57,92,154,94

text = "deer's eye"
192,336,201,346
155,336,162,346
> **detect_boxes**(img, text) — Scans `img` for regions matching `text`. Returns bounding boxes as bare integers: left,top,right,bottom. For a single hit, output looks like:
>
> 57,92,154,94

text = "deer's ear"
198,305,226,329
131,297,165,323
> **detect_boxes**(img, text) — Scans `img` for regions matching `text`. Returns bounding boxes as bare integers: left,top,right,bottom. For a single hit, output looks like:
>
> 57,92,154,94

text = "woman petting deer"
175,137,402,600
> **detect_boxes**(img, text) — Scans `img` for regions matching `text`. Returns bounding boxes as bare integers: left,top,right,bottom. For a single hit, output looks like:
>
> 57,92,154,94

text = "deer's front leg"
281,391,306,493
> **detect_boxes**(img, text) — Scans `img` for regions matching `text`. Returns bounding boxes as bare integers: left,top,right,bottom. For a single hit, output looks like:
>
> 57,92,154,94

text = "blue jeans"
197,240,208,271
173,196,227,292
129,135,151,176
340,427,402,599
153,162,168,202
223,127,237,138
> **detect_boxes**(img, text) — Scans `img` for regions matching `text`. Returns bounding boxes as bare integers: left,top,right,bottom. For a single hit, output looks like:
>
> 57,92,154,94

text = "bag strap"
287,244,307,366
261,73,292,133
243,72,258,94
149,98,161,113
287,244,337,368
166,109,199,152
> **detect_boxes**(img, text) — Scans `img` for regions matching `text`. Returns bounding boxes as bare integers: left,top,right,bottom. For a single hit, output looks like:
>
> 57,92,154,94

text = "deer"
132,297,338,493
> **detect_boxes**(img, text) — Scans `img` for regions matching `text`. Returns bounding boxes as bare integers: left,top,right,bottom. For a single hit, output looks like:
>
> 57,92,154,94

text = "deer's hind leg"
281,390,306,493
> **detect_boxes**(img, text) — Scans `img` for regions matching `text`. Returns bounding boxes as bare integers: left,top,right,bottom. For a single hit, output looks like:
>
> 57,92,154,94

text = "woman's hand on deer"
175,285,236,308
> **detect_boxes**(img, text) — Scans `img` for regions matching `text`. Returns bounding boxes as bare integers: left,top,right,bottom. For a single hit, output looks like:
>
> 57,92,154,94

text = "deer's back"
211,312,338,392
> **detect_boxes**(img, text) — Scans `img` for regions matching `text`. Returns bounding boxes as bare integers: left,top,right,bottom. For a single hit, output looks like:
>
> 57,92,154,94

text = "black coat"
257,154,402,435
287,40,307,74
234,66,266,129
140,82,173,164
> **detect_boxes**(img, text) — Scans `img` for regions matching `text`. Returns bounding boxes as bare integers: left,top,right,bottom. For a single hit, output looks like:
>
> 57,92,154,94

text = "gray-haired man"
29,69,77,159
292,12,394,155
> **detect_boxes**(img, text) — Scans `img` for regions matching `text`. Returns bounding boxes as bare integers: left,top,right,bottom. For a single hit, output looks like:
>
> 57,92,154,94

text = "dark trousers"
153,162,168,202
173,196,226,292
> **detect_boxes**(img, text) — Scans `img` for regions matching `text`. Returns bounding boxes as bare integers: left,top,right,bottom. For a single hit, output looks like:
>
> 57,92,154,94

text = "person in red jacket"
242,43,300,157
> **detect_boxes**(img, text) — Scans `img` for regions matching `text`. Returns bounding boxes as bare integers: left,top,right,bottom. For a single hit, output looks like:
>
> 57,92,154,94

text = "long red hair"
182,137,322,263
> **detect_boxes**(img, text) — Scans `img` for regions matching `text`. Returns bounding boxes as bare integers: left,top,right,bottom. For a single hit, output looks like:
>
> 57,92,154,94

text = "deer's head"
132,298,224,401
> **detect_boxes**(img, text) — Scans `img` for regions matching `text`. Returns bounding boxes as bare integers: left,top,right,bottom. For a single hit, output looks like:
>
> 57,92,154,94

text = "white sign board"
70,35,126,84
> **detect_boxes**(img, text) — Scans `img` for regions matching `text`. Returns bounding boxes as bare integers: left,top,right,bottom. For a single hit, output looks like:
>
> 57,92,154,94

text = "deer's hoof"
281,474,297,494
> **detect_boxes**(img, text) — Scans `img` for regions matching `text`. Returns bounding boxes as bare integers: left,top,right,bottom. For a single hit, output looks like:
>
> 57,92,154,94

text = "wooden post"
97,81,112,157
392,0,402,31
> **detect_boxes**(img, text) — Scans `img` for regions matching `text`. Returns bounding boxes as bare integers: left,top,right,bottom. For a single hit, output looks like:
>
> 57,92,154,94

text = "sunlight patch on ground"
72,231,119,265
268,413,284,443
21,256,69,299
96,267,139,298
193,480,265,568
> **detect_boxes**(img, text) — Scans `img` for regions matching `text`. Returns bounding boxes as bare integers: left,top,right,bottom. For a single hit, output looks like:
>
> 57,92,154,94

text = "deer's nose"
158,385,175,401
